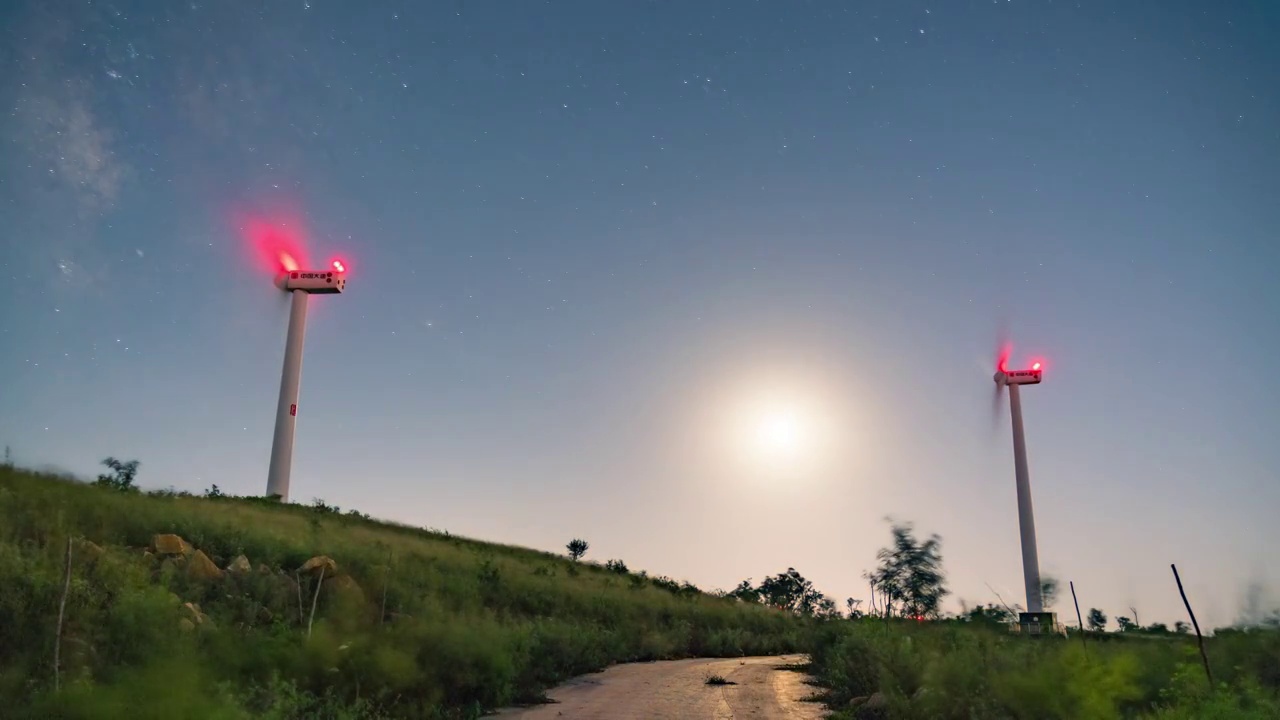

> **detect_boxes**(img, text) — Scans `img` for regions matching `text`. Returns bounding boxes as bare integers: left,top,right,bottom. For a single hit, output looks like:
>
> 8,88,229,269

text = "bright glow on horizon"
753,409,805,460
691,361,859,487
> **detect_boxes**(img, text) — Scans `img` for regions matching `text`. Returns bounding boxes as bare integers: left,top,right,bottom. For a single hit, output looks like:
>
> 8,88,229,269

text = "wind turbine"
264,258,349,503
992,340,1056,633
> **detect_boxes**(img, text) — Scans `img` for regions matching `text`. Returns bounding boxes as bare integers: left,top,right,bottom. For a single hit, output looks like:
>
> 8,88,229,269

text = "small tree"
757,568,826,615
1116,615,1135,632
814,596,841,620
1087,608,1108,632
845,597,864,619
94,457,140,492
604,559,629,574
1040,576,1060,609
966,603,1015,626
729,579,759,603
566,538,589,562
870,521,948,618
1174,620,1190,634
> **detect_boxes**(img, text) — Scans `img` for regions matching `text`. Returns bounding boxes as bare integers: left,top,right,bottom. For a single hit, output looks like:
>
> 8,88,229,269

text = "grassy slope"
0,467,810,719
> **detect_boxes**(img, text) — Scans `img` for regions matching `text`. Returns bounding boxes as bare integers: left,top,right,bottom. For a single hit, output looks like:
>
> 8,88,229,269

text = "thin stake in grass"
1171,563,1212,686
1069,580,1087,655
381,550,394,624
295,571,304,626
52,535,72,686
307,566,326,639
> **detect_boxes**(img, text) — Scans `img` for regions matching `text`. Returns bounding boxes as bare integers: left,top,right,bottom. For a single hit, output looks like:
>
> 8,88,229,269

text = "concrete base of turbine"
1017,612,1062,636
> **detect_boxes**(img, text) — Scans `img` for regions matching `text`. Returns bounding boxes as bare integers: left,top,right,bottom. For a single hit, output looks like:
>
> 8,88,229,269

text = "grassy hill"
5,465,1277,720
0,466,810,719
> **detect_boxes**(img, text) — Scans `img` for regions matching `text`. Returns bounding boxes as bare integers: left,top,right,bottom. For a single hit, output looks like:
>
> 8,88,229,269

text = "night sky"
3,1,1278,628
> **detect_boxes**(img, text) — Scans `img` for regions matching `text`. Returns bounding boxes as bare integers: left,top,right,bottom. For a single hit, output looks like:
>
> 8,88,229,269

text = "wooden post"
1171,563,1212,686
380,551,393,625
1069,581,1087,655
295,571,304,626
307,566,326,639
54,537,73,692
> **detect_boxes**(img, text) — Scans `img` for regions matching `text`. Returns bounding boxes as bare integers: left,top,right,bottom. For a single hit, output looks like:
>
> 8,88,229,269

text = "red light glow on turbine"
1031,361,1042,371
331,259,346,273
242,215,309,275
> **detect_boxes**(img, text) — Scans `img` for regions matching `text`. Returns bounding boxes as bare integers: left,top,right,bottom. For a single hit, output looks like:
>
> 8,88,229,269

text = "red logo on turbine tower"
290,404,297,417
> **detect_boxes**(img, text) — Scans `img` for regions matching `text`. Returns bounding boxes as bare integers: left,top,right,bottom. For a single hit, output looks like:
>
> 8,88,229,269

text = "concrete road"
491,655,828,720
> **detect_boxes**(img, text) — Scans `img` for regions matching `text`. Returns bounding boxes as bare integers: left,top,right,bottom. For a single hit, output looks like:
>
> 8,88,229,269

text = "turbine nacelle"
994,363,1043,387
276,260,349,294
992,347,1042,425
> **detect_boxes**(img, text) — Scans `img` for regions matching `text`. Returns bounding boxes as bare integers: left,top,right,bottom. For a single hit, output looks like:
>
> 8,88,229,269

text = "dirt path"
490,654,828,719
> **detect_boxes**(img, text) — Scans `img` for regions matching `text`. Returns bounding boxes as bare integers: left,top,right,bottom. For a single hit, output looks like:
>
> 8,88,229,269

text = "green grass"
0,466,810,718
806,618,1280,719
5,465,1278,719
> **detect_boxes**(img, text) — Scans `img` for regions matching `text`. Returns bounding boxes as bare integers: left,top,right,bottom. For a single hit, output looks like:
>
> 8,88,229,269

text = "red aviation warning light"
331,259,346,273
241,215,309,274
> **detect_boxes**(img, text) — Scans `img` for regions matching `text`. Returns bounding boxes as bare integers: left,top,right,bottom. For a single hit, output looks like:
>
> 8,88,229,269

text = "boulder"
299,555,337,577
226,555,252,574
181,601,216,630
152,534,193,556
159,556,186,577
182,602,205,623
186,550,224,582
325,574,366,605
76,540,105,561
854,692,888,720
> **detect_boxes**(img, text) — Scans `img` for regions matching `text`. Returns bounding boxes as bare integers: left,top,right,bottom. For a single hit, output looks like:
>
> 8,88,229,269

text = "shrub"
807,619,1279,719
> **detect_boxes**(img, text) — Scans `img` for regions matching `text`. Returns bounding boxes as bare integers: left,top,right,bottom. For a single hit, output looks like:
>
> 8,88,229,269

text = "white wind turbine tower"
264,258,349,503
991,338,1057,634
